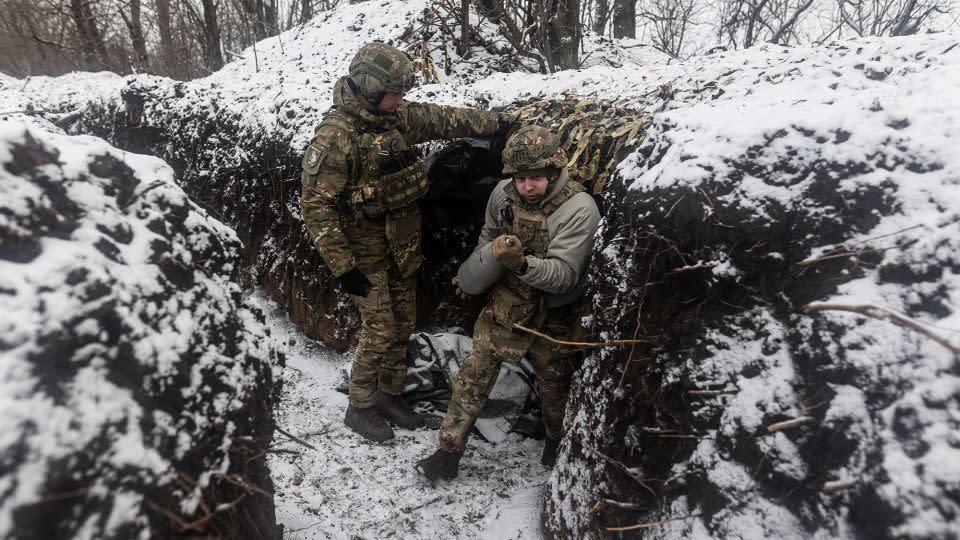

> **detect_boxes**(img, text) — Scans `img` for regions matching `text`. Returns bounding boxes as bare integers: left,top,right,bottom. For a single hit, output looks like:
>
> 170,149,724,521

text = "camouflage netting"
508,96,653,194
0,124,281,539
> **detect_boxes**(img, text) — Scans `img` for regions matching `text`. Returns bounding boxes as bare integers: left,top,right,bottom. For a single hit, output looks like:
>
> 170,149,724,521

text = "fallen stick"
671,261,718,273
822,480,856,493
802,302,960,357
687,389,735,396
581,441,657,498
275,426,317,450
606,513,702,532
266,448,302,456
766,416,814,433
511,324,654,348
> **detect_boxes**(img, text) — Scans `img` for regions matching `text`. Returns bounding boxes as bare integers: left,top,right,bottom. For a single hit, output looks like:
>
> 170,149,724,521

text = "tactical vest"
320,111,431,277
476,177,586,364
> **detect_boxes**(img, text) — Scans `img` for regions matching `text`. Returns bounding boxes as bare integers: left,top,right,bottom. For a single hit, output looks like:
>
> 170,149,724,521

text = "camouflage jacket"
301,77,503,278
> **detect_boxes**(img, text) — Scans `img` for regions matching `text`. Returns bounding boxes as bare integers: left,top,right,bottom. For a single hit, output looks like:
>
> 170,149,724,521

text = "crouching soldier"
300,42,512,442
417,125,601,481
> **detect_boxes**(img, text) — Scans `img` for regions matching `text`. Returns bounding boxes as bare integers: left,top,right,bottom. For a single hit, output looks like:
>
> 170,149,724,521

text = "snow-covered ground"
250,291,547,539
0,123,278,538
2,0,959,537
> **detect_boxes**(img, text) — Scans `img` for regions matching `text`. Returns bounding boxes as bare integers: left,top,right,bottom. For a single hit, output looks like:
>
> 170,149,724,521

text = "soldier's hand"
338,268,372,297
491,234,525,270
452,276,470,300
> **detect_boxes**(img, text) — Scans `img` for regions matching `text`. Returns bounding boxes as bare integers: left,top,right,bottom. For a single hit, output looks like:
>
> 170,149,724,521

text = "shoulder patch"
302,143,326,175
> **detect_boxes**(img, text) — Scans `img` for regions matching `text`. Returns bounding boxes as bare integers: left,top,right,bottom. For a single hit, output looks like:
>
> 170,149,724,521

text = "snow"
249,291,546,539
0,122,278,538
0,0,957,537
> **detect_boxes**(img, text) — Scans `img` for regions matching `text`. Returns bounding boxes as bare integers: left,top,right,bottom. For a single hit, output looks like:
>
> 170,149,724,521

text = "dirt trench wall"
57,81,364,349
0,125,281,539
543,112,960,538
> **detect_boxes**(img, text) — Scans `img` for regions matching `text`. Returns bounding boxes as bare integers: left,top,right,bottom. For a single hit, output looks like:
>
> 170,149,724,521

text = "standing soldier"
417,125,601,480
300,42,511,442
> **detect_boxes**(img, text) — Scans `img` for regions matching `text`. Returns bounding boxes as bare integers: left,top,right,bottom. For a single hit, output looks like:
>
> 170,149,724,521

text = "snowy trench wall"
545,39,960,538
0,124,280,538
3,1,959,536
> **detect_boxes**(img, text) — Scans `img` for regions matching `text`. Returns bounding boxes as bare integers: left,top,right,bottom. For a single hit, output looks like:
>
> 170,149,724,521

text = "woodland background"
1,0,956,80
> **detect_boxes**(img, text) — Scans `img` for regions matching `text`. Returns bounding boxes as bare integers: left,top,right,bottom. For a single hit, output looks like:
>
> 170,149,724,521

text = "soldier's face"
514,175,549,203
377,92,405,113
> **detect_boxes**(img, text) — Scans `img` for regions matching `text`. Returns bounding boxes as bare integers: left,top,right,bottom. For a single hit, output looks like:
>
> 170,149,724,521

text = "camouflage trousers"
348,264,416,408
438,302,582,453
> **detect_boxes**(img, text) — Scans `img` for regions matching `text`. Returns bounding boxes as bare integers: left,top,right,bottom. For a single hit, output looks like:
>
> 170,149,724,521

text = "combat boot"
374,390,425,429
343,405,394,442
416,448,463,482
541,436,560,468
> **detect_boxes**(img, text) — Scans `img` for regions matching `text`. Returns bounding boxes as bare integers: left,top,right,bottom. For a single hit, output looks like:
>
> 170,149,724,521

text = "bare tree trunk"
891,0,919,35
460,0,471,57
594,0,611,34
201,0,224,70
156,0,174,71
122,0,149,68
263,0,278,36
477,0,503,21
612,0,637,38
300,0,312,24
770,0,814,43
744,0,768,47
547,0,581,69
69,0,110,69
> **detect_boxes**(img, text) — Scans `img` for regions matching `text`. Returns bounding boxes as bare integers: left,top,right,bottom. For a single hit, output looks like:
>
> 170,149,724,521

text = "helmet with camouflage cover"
501,125,568,176
349,42,416,104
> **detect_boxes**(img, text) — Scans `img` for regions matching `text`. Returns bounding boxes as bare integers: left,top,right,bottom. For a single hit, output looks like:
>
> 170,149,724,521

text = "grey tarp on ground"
404,330,540,443
339,330,541,442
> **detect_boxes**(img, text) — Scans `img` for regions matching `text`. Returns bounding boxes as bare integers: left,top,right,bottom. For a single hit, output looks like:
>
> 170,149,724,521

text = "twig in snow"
797,238,918,267
511,324,654,348
765,416,814,433
589,498,644,514
822,480,856,493
687,388,735,396
664,193,686,218
671,261,718,273
802,303,960,357
606,513,702,532
275,426,317,450
581,441,657,498
266,448,302,456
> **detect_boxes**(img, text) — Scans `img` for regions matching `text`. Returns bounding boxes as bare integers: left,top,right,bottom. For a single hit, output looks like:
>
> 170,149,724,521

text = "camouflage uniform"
439,126,602,453
301,44,505,410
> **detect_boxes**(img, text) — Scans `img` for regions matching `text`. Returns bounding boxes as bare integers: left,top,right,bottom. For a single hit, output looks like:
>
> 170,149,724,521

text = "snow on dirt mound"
0,123,280,539
544,33,960,540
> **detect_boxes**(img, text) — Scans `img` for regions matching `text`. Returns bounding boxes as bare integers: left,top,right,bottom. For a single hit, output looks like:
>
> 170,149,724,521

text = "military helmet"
501,125,568,176
348,42,416,104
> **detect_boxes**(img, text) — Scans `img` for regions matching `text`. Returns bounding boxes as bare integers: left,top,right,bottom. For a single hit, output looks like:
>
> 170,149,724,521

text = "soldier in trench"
300,42,513,442
417,125,601,480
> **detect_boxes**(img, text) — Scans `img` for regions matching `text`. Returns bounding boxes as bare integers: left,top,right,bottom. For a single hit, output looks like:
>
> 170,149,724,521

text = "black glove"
338,268,372,297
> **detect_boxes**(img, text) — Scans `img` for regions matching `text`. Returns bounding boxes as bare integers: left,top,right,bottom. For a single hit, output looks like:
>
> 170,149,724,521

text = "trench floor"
248,291,547,539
